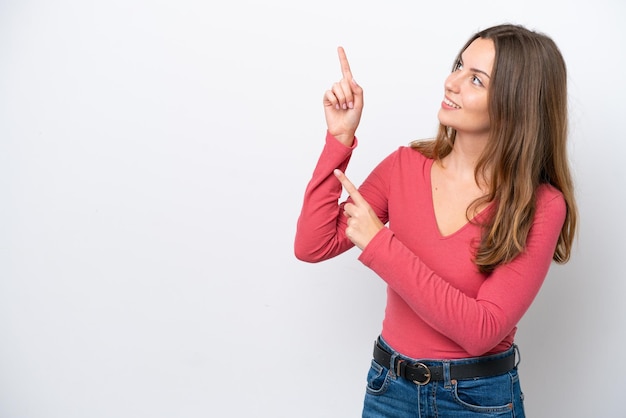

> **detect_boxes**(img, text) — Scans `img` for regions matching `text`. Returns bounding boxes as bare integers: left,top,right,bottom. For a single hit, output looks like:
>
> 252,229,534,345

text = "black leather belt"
373,340,516,385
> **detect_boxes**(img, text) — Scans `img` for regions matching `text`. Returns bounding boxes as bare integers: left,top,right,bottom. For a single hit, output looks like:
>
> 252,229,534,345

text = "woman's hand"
334,169,383,250
323,47,364,147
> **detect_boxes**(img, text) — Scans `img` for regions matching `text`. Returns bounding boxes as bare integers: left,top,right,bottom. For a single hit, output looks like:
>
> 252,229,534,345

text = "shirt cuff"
326,131,358,151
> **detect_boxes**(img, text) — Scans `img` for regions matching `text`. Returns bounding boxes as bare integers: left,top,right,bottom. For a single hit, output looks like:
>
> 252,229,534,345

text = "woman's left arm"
355,184,567,356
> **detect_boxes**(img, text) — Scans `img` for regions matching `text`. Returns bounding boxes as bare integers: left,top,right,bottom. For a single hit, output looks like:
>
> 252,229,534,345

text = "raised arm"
294,47,369,262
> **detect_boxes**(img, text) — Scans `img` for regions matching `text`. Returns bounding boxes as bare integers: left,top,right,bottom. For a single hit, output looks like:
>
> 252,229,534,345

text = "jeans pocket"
365,359,392,395
451,371,518,414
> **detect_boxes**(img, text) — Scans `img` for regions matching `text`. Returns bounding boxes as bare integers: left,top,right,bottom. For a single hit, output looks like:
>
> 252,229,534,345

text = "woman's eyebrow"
460,55,491,79
471,68,491,79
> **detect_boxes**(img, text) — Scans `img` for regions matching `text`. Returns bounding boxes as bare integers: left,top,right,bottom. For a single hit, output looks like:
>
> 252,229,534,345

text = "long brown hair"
412,24,577,273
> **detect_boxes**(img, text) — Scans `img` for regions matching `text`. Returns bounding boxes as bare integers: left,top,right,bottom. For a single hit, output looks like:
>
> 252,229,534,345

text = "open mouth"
443,97,461,109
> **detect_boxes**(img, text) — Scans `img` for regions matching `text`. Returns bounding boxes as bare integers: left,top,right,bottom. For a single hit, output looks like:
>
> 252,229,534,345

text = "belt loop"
514,344,521,368
442,360,452,388
390,353,400,378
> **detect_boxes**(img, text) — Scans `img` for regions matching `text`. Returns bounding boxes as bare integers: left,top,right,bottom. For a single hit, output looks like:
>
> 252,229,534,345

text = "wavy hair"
412,24,577,273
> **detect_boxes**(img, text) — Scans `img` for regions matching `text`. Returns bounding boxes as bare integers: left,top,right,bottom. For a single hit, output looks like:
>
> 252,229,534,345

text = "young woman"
294,24,577,417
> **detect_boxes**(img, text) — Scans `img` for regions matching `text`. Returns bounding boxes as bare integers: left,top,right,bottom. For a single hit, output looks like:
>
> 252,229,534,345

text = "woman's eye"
454,61,463,71
471,75,484,86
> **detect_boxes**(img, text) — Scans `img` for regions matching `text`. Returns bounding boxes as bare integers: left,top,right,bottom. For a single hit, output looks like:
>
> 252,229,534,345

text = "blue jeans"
362,337,525,417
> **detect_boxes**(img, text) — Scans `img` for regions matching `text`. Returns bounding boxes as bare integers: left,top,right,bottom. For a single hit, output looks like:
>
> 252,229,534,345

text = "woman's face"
437,37,495,139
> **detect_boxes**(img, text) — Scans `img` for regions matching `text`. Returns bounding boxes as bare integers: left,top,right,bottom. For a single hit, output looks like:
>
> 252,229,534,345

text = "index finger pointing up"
337,46,353,79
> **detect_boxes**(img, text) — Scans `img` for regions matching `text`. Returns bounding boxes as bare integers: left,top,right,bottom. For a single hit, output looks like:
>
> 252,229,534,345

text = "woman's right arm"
293,132,357,262
294,47,365,262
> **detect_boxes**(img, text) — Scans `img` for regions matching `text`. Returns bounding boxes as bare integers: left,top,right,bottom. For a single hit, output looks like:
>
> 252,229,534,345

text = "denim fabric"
362,337,525,417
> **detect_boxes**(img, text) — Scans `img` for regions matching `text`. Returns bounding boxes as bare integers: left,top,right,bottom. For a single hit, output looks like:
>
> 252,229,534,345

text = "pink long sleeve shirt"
294,132,566,359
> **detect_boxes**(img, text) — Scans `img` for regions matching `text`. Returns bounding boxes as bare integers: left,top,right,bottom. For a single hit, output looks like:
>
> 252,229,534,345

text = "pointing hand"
334,169,383,250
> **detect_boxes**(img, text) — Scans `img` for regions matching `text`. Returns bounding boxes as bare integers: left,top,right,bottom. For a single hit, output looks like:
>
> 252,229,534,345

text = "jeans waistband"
373,336,517,385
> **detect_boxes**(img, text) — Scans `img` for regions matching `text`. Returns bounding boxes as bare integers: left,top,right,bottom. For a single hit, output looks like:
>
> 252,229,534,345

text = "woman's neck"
440,134,490,189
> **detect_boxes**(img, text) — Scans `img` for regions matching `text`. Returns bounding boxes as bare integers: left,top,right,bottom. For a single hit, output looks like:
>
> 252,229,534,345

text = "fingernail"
335,104,340,110
342,103,347,110
348,101,354,109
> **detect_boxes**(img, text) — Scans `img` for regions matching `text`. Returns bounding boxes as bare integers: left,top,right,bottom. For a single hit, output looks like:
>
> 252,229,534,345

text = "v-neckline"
425,158,494,239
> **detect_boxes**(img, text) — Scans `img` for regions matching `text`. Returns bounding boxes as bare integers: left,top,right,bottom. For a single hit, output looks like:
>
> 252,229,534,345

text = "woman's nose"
444,71,461,93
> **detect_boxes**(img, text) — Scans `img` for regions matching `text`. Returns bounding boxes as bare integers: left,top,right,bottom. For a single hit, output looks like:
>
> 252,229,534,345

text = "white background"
1,1,624,417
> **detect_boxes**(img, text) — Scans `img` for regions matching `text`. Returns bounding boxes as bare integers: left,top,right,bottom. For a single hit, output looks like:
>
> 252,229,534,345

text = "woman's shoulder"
536,182,565,202
393,144,434,164
535,183,567,218
375,145,434,177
